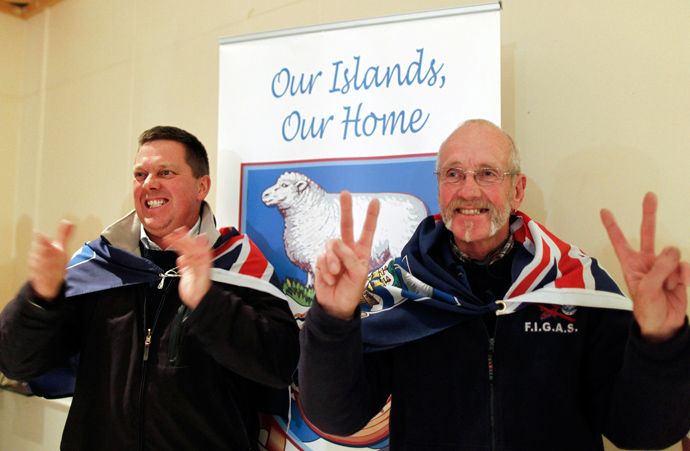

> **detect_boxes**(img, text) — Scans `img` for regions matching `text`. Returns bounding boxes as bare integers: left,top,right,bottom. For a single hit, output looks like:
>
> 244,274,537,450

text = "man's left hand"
163,227,212,310
601,192,690,342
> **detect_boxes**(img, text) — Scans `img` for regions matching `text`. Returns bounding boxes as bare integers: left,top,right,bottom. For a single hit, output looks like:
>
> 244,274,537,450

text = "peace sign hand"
315,192,380,320
601,192,690,342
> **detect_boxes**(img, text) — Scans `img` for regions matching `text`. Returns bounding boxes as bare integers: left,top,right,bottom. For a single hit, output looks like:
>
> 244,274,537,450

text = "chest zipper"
143,329,152,361
488,336,496,451
138,278,171,451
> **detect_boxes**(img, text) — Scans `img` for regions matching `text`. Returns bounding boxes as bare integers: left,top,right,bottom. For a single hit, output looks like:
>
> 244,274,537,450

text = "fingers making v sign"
314,191,381,320
601,192,690,342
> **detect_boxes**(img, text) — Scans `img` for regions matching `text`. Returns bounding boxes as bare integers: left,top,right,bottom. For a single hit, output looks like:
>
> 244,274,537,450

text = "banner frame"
218,2,501,46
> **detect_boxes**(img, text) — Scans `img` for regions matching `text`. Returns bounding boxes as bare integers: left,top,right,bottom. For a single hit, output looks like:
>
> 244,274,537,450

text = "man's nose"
456,174,482,198
142,173,159,189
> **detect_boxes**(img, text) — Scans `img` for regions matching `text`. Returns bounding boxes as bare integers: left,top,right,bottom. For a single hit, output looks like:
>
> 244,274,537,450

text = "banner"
218,4,501,449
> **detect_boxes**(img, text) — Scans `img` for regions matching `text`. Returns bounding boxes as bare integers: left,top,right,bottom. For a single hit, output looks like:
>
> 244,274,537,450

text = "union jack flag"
65,226,284,300
360,211,630,351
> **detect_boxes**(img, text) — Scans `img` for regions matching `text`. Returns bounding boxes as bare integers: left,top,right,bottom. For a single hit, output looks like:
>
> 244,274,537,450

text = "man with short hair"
298,119,690,449
0,126,299,450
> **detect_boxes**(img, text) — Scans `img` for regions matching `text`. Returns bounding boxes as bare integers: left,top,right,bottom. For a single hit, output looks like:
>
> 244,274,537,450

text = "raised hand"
315,191,380,320
29,220,75,300
163,228,212,310
601,192,690,342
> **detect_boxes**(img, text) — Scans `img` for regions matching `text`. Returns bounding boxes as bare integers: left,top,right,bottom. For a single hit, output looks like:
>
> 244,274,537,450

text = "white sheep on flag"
262,171,428,286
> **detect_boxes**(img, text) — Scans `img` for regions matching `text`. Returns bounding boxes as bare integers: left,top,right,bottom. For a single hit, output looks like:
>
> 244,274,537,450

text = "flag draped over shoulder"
360,211,631,351
65,226,285,300
28,225,286,398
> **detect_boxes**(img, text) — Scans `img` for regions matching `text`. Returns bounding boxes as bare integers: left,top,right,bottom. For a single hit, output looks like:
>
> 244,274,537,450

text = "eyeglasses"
434,167,519,186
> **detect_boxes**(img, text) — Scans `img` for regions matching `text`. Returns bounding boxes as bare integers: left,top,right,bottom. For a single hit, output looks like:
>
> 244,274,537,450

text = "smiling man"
134,137,210,246
298,119,690,450
0,126,299,450
436,120,525,260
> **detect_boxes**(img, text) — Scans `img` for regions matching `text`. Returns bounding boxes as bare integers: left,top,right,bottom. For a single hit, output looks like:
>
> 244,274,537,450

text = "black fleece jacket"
299,237,690,450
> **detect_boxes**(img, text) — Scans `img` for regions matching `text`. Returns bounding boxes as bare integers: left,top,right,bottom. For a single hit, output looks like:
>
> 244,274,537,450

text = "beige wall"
0,0,688,449
0,13,24,304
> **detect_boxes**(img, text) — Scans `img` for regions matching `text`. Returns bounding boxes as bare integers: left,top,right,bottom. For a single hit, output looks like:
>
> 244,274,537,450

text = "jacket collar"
100,201,220,256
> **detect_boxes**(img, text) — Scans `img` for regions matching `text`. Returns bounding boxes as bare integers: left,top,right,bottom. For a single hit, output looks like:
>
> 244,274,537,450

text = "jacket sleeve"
181,282,299,389
602,317,690,449
297,301,392,436
0,283,82,380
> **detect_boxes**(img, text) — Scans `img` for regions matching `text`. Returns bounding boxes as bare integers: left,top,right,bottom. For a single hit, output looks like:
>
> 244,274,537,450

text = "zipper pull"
143,328,152,361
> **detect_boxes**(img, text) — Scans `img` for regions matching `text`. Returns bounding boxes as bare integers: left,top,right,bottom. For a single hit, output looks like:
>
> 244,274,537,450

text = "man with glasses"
298,119,690,449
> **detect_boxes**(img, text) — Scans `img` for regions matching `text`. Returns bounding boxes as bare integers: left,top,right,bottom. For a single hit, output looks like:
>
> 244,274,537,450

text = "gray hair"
435,119,521,175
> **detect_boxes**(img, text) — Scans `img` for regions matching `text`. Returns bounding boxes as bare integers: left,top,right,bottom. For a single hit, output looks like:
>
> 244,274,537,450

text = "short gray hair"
436,119,521,174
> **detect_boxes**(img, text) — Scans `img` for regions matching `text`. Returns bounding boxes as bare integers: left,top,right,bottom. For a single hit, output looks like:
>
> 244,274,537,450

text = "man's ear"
510,174,527,212
196,175,211,200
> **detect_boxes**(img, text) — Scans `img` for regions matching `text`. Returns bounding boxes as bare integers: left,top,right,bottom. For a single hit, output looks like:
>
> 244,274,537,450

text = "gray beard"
442,199,512,243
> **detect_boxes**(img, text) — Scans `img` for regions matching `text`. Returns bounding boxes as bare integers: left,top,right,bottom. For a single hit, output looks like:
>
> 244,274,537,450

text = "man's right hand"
29,220,75,300
314,192,380,320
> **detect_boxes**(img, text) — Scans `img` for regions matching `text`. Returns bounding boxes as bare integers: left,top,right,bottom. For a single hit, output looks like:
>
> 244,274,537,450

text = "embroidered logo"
524,304,579,334
538,304,577,322
524,321,578,334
